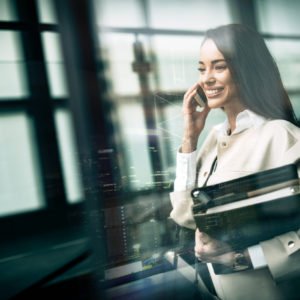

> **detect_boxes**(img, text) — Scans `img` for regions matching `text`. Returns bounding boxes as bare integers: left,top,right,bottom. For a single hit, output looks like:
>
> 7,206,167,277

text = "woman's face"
198,39,242,112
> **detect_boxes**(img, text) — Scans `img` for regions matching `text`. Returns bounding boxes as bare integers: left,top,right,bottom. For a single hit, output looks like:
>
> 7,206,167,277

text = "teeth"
206,89,222,96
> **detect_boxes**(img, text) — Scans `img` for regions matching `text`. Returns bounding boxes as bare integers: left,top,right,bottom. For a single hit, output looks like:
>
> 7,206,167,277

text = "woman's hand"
181,83,210,153
194,229,235,266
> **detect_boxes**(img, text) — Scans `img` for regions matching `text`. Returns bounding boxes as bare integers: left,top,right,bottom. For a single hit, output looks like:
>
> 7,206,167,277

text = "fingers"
195,229,210,259
183,83,210,117
195,229,210,245
201,104,211,116
184,82,198,99
183,83,199,109
199,231,211,244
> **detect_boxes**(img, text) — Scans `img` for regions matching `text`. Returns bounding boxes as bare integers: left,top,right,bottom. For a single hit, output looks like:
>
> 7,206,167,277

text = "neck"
224,102,247,132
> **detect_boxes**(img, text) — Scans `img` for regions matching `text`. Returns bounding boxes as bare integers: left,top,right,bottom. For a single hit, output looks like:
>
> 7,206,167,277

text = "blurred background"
1,0,300,299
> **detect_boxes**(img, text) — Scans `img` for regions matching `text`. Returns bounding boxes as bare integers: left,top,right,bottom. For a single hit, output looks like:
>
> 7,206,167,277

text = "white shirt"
174,109,267,268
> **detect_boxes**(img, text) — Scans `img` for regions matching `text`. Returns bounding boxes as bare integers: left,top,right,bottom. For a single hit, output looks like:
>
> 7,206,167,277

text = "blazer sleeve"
260,123,300,282
260,230,300,282
169,129,218,230
169,189,196,230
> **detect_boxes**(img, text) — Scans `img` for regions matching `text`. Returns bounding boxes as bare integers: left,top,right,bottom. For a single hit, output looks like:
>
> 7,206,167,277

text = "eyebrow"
198,59,226,65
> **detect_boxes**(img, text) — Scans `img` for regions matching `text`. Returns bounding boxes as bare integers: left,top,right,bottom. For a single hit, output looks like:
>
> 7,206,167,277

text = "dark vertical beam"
139,0,175,185
228,0,259,31
53,0,116,298
132,38,164,189
13,0,68,211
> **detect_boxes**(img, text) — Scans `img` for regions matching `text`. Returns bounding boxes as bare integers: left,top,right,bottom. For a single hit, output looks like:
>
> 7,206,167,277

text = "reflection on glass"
267,39,300,90
152,35,203,91
0,112,44,216
0,31,28,98
117,102,153,190
148,0,232,30
101,33,141,95
54,109,84,203
36,0,57,23
41,32,68,98
156,96,225,181
0,0,17,21
155,97,182,182
255,0,300,35
95,0,145,28
289,94,300,118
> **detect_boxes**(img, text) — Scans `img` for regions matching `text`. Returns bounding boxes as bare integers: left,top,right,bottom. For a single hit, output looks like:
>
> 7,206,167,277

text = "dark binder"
191,163,300,254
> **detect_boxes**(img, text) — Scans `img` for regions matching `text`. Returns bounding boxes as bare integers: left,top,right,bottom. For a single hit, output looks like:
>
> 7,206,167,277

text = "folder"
191,164,300,252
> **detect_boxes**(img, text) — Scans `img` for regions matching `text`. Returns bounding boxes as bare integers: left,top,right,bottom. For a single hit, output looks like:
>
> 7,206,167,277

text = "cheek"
218,70,233,85
228,82,238,96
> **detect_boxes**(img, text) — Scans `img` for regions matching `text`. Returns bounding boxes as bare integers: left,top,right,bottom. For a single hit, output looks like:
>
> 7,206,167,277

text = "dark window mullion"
13,0,68,213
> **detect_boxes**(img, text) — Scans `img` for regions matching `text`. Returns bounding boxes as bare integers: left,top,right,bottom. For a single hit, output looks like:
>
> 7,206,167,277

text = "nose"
200,70,216,86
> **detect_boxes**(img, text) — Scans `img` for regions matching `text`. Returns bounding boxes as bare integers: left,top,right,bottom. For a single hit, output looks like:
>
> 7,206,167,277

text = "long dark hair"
204,24,299,127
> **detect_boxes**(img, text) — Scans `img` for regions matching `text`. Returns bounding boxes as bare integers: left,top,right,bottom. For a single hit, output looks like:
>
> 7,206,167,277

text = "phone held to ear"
194,87,207,107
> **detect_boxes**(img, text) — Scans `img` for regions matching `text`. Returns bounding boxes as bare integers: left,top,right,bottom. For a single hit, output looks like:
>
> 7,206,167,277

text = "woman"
170,24,300,300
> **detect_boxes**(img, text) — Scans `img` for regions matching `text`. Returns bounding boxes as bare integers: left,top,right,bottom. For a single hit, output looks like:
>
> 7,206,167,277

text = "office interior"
1,0,300,299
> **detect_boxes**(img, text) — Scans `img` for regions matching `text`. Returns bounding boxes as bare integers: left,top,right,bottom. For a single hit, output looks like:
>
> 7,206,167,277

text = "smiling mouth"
205,88,224,97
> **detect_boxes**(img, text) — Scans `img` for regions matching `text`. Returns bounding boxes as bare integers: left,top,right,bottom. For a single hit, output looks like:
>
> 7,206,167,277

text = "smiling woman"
170,24,300,300
198,39,244,124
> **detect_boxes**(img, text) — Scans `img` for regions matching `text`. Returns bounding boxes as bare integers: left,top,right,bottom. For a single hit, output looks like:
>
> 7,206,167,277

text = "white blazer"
170,119,300,300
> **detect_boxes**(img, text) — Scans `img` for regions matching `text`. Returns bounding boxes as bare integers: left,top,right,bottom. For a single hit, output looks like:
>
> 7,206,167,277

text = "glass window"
148,0,232,30
156,96,225,180
41,32,68,98
155,98,183,181
101,33,141,95
0,31,28,99
0,0,17,21
152,35,203,91
95,0,145,28
289,94,300,119
54,109,84,203
117,101,153,190
266,39,300,90
255,0,300,35
0,112,44,216
36,0,57,24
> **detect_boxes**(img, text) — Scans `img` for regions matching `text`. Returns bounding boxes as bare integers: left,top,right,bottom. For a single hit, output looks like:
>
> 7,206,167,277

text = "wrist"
181,137,198,153
231,250,253,271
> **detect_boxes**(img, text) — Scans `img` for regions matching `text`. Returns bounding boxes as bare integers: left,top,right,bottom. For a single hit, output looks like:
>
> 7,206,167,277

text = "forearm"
181,135,199,153
173,150,197,192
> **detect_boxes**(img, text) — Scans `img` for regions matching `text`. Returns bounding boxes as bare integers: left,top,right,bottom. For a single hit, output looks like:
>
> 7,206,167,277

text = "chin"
207,99,226,109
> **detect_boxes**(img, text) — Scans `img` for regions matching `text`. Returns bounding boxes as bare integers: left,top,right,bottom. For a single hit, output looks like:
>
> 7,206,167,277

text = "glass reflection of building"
1,0,300,299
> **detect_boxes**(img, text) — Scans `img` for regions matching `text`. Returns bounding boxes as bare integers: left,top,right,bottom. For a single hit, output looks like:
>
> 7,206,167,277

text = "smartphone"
194,87,207,107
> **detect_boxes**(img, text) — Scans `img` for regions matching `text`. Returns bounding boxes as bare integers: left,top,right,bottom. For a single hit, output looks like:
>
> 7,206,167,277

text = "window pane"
255,0,300,35
95,0,145,27
41,32,68,98
36,0,57,23
0,31,29,99
101,33,140,95
266,39,300,90
152,35,202,91
54,109,84,203
0,112,45,216
148,0,232,30
156,96,225,180
154,98,182,182
0,0,17,21
117,102,153,190
289,94,300,119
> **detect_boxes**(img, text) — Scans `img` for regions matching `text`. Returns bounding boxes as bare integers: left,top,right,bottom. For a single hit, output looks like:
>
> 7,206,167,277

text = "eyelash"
198,65,227,73
216,65,226,70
